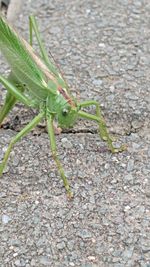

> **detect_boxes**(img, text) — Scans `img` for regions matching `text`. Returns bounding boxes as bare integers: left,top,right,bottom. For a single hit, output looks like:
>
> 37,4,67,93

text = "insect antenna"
48,50,69,87
48,49,80,104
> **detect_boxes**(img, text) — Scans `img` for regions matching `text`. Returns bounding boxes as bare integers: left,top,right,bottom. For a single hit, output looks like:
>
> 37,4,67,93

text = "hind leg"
0,73,24,126
0,91,16,126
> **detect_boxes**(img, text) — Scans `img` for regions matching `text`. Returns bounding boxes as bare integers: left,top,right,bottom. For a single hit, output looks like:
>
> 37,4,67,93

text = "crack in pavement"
0,123,138,137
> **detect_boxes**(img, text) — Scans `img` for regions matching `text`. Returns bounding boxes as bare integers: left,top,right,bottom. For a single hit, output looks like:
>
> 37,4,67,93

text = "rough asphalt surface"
0,0,150,266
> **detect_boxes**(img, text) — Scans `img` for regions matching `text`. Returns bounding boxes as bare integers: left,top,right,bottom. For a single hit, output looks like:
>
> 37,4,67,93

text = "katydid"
0,15,125,197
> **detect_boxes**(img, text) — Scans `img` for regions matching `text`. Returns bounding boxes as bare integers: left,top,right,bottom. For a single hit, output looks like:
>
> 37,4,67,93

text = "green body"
0,15,125,198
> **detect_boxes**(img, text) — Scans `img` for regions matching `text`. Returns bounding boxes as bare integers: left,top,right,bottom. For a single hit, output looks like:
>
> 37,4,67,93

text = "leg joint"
51,150,57,160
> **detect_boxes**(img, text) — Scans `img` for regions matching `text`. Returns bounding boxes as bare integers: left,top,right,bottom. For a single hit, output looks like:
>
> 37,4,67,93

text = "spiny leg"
47,114,73,198
79,100,112,142
79,100,125,153
0,112,44,176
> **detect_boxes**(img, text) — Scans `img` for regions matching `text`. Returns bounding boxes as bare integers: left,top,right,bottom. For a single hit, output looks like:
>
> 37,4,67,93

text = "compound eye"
62,108,69,116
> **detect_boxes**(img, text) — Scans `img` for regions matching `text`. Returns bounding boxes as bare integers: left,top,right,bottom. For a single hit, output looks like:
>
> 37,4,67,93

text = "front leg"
79,100,125,153
47,113,73,198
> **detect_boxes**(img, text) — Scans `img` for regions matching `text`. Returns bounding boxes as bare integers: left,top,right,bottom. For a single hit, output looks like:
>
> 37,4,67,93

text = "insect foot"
110,144,127,154
67,188,74,200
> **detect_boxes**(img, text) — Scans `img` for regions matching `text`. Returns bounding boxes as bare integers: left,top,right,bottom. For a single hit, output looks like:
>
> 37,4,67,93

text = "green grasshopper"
0,15,125,197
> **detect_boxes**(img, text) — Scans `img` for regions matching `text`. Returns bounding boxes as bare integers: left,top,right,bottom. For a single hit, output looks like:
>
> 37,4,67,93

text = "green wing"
0,15,53,100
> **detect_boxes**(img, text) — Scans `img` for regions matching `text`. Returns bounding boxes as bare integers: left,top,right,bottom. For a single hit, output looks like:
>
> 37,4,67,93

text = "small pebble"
14,259,21,266
77,229,92,239
57,241,66,250
39,256,50,265
124,206,131,212
2,214,11,224
127,159,135,172
61,137,73,149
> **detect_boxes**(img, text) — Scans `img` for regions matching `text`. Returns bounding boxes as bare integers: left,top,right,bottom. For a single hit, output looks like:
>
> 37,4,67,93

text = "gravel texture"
0,0,150,266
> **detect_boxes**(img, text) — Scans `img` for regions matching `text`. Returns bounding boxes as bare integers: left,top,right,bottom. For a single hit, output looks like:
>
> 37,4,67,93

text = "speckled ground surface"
0,0,150,266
